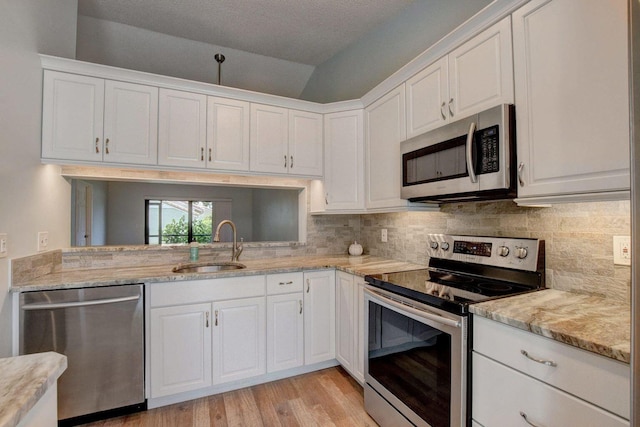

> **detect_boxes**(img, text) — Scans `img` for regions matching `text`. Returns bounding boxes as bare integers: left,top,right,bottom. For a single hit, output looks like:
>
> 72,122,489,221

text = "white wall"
299,0,492,103
0,0,78,356
76,15,315,99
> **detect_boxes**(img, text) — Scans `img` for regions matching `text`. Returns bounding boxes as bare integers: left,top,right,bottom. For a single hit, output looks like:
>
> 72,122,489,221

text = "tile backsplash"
357,200,631,302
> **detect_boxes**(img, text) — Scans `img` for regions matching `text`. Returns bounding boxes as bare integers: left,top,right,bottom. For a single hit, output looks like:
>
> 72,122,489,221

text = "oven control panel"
426,234,543,272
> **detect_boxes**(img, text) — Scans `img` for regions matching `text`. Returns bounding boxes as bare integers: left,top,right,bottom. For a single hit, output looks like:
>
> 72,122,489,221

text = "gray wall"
0,0,78,356
76,15,315,99
299,0,492,102
251,189,299,241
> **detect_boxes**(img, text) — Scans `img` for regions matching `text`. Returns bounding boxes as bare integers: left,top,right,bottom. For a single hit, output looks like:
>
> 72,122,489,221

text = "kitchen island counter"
0,352,67,427
470,289,630,363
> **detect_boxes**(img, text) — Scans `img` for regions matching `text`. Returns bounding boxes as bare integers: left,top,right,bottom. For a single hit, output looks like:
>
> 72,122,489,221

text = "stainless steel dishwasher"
19,284,145,424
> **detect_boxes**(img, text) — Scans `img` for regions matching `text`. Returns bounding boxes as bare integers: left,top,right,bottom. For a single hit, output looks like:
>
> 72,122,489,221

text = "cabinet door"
365,85,408,210
406,57,449,138
250,103,289,174
149,303,212,398
42,70,104,162
212,297,266,384
288,110,323,177
473,353,629,427
267,293,304,373
207,97,250,171
354,278,366,384
303,270,336,365
324,110,365,211
158,88,207,168
103,81,158,165
448,16,514,120
513,0,629,198
335,271,355,373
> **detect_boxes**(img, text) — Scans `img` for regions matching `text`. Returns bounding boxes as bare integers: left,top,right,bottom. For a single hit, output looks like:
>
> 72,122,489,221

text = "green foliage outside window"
162,215,213,244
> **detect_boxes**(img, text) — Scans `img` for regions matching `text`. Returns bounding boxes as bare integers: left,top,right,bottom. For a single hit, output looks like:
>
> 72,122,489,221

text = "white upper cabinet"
42,70,159,165
250,103,289,174
158,88,208,168
207,97,250,171
250,104,323,177
365,84,408,210
103,80,158,165
322,110,365,212
513,0,630,202
288,109,323,176
406,16,513,138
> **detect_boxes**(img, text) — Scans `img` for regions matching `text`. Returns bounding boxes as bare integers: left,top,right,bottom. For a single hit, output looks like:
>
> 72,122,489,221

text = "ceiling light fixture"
214,53,225,85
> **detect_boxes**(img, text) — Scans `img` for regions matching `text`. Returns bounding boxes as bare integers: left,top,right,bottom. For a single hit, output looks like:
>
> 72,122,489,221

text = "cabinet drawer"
473,316,629,419
266,272,303,295
473,353,628,427
149,276,266,307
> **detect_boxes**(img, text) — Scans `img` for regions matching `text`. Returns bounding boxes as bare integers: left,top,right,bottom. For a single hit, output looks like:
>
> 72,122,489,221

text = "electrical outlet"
37,231,49,252
0,233,7,258
381,229,388,243
613,235,631,266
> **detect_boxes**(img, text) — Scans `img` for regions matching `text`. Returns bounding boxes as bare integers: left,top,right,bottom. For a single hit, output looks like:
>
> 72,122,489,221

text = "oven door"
364,287,468,427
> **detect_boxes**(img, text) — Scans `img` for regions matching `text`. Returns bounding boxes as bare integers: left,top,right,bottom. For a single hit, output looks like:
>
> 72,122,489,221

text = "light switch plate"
0,233,7,258
381,229,388,243
613,235,631,266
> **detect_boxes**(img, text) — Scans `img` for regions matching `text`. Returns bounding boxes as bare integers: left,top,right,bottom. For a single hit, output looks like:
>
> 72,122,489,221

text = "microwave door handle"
466,121,478,183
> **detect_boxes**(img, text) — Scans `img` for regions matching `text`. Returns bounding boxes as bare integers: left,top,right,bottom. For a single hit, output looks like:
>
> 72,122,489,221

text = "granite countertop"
11,254,424,292
470,289,631,364
0,352,67,427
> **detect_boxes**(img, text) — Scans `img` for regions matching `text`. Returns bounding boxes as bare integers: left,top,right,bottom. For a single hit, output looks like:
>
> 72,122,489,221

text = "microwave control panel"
478,125,499,174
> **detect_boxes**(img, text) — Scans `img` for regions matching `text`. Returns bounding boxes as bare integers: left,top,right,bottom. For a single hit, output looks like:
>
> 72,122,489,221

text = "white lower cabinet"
303,270,336,365
149,303,212,398
335,271,365,383
212,297,266,384
472,316,630,426
266,272,304,373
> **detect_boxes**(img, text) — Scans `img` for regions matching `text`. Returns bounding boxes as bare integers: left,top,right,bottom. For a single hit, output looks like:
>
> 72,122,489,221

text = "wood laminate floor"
81,367,378,427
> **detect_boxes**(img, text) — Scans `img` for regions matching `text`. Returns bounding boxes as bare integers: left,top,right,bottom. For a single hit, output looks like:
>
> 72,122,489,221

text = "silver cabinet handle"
440,102,446,120
209,148,212,162
290,155,293,169
520,411,542,427
520,350,557,367
206,311,209,328
284,155,287,168
465,121,478,183
21,294,140,310
201,147,204,161
448,98,454,117
105,138,110,154
299,300,303,314
95,137,100,153
325,194,329,205
278,281,294,286
215,309,219,326
306,279,310,293
518,162,526,187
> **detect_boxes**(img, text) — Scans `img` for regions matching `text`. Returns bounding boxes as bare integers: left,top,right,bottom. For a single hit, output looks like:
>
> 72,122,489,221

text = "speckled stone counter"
11,254,424,292
470,289,631,363
0,352,67,427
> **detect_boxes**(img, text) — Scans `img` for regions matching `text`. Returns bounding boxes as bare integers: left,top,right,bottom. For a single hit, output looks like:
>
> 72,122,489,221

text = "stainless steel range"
364,234,545,427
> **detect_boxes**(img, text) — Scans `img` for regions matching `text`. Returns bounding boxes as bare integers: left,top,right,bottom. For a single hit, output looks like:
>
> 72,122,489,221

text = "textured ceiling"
77,0,416,66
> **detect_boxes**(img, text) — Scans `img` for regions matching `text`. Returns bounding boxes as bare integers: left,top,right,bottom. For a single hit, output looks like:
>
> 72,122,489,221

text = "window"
146,200,214,244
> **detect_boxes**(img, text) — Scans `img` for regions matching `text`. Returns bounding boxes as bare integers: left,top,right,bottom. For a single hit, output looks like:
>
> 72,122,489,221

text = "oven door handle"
367,289,461,329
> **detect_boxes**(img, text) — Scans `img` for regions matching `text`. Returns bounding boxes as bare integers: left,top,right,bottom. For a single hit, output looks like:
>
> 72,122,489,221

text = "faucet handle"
235,238,244,261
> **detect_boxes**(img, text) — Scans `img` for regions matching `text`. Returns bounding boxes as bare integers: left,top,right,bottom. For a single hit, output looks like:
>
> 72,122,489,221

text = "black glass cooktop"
365,268,540,315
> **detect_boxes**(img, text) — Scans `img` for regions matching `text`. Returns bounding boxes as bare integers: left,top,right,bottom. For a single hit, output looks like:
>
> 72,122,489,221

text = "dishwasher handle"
21,294,141,311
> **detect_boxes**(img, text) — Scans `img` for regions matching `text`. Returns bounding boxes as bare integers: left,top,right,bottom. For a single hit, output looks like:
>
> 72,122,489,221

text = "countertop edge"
0,352,67,427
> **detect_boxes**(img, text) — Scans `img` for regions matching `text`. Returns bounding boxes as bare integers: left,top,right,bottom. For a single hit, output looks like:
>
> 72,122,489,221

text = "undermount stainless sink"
172,262,246,273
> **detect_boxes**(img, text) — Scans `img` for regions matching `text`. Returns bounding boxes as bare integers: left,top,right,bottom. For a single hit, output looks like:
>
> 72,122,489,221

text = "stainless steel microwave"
401,104,516,203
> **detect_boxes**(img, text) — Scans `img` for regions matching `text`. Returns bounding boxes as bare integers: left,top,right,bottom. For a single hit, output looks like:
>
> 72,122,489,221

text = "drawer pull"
520,411,542,427
521,349,557,367
278,281,294,286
